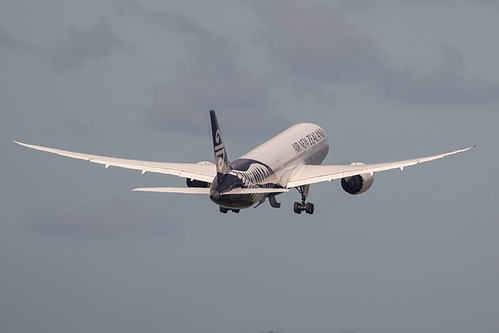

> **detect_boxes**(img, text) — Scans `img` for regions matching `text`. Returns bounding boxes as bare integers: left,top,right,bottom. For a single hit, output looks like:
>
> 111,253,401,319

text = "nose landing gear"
293,185,314,215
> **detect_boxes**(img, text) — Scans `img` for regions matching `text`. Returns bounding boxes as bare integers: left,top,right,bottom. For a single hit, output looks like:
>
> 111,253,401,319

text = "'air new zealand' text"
292,128,326,154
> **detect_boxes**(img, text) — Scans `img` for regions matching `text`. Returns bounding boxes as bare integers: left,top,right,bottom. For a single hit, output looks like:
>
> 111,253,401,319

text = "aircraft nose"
210,190,220,201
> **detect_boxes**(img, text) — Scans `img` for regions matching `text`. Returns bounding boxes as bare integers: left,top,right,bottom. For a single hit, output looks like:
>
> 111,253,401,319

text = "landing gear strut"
293,185,314,215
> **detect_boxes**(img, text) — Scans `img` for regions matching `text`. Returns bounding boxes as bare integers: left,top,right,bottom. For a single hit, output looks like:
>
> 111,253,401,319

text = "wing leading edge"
286,145,476,188
14,141,216,183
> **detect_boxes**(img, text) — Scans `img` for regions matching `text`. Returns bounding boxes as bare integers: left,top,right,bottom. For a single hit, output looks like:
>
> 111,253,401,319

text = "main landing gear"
293,185,314,215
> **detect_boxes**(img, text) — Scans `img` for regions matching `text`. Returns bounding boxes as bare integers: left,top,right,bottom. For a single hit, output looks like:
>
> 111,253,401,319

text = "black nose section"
210,190,220,201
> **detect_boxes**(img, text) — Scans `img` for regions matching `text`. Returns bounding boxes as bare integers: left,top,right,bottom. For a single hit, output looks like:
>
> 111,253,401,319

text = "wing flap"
286,145,475,188
14,141,216,183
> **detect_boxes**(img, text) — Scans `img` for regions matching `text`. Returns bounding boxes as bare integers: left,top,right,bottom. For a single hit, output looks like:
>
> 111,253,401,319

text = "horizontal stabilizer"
222,187,289,195
133,187,210,194
132,187,289,195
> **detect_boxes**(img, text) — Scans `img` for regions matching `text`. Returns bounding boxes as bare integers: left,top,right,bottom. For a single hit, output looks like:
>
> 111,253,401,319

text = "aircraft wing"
286,145,475,188
14,141,216,183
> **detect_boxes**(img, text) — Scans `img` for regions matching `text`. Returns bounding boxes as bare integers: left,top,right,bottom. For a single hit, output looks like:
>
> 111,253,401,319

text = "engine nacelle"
341,162,374,195
186,178,211,188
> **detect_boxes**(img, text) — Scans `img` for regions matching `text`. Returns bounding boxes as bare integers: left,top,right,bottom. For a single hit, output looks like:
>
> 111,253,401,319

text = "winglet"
210,110,230,182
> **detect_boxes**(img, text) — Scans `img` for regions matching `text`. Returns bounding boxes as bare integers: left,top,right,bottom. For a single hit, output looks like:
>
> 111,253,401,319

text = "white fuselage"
241,123,329,185
210,123,329,209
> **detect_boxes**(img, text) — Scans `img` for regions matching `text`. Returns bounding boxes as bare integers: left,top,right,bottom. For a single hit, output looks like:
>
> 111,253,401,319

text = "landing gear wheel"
293,185,314,215
219,207,240,214
305,202,314,215
293,202,302,214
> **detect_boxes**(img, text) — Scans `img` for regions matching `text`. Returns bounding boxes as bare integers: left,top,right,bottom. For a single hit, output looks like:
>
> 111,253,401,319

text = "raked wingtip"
13,140,28,148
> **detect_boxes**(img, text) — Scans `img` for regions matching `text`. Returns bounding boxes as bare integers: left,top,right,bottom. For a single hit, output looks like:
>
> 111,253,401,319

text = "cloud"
28,198,179,237
374,44,499,105
0,26,24,50
399,0,497,5
149,69,281,136
251,1,499,105
141,8,289,136
336,0,498,8
51,20,125,72
335,0,373,11
251,0,386,83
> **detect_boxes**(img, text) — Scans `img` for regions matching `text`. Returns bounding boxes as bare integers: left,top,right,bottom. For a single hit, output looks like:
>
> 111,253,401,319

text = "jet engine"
186,178,211,188
341,162,374,195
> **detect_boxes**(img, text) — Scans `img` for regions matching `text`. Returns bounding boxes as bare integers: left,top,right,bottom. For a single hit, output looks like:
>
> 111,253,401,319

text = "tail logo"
214,129,225,155
214,129,228,173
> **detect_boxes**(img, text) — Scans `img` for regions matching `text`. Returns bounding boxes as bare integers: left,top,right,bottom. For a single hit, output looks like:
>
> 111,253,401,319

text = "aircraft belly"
211,193,262,209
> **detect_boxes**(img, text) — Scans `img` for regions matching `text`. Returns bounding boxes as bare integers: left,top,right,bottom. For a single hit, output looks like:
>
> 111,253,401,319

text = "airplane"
15,110,475,215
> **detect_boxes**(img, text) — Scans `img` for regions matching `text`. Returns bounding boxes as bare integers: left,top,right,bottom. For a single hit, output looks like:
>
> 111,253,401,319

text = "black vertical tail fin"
210,110,230,182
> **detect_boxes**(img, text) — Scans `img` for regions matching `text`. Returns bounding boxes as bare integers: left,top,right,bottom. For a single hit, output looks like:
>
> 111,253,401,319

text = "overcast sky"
2,1,498,333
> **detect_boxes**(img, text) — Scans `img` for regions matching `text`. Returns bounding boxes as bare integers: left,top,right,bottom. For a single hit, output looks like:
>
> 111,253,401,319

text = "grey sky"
1,1,498,333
